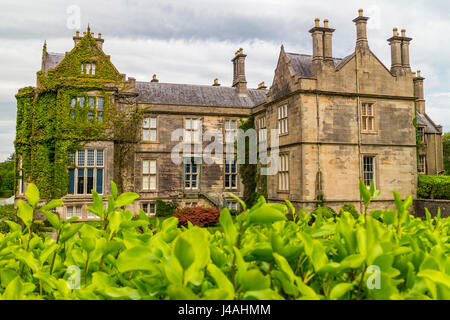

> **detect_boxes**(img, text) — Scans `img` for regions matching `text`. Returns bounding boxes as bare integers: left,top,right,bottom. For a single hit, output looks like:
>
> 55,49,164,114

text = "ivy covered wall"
14,31,138,200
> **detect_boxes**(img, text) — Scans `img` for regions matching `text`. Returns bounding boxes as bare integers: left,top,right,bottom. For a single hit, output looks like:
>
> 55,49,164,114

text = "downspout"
435,134,438,175
316,93,322,203
355,47,363,212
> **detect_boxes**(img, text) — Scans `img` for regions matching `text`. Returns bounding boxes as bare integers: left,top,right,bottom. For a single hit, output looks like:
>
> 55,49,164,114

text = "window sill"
141,141,159,144
361,131,379,135
277,190,290,194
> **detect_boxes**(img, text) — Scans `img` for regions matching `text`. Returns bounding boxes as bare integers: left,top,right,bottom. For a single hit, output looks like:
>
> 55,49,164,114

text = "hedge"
417,174,450,200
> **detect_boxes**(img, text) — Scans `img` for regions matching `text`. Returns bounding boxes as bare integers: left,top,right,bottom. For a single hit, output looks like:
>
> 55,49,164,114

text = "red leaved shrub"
174,206,220,227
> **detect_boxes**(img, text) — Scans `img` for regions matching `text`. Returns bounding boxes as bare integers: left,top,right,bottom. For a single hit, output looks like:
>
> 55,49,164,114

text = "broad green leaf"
42,210,61,230
60,223,83,243
117,246,154,272
111,181,118,199
227,192,246,211
207,264,234,300
244,289,284,300
417,270,450,289
2,277,25,300
41,199,64,211
240,269,271,291
115,192,140,208
173,236,194,270
25,183,40,208
219,208,237,246
330,283,354,300
17,200,33,228
248,205,286,225
392,191,404,212
359,180,371,206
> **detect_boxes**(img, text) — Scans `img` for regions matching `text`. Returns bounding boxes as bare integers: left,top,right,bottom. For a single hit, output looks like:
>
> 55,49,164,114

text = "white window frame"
361,103,375,132
224,160,238,190
363,156,376,187
184,118,201,143
418,155,427,174
143,117,157,142
184,157,199,190
278,153,289,191
257,117,267,143
142,160,157,191
141,202,156,216
70,149,105,195
225,119,238,143
278,105,288,135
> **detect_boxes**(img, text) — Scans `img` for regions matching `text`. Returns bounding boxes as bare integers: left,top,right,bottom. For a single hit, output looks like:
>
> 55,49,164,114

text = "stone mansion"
15,9,443,219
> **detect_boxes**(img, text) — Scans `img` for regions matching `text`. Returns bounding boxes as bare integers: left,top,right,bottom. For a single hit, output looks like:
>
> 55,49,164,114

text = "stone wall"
414,199,450,218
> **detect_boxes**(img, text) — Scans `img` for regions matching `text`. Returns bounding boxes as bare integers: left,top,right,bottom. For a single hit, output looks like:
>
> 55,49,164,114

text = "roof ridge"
136,81,267,91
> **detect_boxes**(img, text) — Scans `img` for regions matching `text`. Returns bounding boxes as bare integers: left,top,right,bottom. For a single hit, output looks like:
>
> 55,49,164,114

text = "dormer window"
81,62,96,75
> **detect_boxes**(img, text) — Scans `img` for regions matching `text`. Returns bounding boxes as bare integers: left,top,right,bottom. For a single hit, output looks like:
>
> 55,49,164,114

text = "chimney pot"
401,29,406,37
393,28,398,37
98,33,102,39
417,70,421,77
151,74,159,83
83,32,86,36
213,78,220,86
359,9,363,17
315,18,320,28
324,19,329,28
76,31,80,37
258,82,267,89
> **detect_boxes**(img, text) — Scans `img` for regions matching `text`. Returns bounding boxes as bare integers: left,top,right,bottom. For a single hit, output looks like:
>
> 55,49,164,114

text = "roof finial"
43,40,47,52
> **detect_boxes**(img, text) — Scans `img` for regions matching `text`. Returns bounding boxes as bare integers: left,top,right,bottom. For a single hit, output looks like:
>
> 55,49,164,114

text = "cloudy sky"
0,0,449,161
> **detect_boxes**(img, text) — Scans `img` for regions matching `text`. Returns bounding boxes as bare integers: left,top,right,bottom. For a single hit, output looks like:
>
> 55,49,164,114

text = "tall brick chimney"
387,28,403,76
414,70,426,114
232,48,247,94
353,9,370,51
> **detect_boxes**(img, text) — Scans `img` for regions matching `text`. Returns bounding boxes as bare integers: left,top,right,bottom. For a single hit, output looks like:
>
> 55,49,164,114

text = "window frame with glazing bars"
183,157,200,190
362,155,376,187
224,159,238,190
361,103,376,133
278,104,288,135
68,149,105,196
143,116,158,142
278,153,290,192
142,159,157,191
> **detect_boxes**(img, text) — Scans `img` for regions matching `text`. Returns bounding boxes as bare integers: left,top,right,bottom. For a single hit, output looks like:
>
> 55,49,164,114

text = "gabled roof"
417,112,441,134
136,82,268,108
284,52,344,78
43,52,65,72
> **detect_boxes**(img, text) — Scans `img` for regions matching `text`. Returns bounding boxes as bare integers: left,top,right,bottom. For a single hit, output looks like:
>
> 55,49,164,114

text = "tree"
443,133,450,175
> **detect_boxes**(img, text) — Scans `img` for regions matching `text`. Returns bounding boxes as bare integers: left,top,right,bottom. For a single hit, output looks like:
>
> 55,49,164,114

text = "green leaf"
81,237,96,253
111,181,118,200
25,183,40,208
244,289,284,300
173,236,194,270
359,180,371,206
219,208,237,247
248,205,286,225
418,270,450,289
41,199,64,211
117,247,154,273
392,191,404,212
330,283,354,300
240,269,271,291
115,192,140,208
42,210,61,230
227,192,246,211
60,223,83,243
206,264,234,300
17,200,33,228
2,277,25,300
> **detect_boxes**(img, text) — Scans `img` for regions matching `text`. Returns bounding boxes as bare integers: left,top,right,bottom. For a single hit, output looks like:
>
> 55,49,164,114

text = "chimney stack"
309,18,324,75
414,70,425,114
322,19,335,68
400,29,412,73
387,28,403,76
73,29,104,50
232,48,247,94
352,9,370,51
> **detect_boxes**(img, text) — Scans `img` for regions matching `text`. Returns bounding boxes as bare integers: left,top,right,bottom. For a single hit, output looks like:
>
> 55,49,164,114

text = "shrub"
174,206,220,227
155,199,177,217
339,204,360,219
0,204,18,234
418,174,450,200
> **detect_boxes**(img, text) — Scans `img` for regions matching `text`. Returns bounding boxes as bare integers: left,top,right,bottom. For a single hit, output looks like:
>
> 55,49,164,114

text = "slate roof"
135,81,268,108
417,112,441,134
43,52,65,72
285,52,345,78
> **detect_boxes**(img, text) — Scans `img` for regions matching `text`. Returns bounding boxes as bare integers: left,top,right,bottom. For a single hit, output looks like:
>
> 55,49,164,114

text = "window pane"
77,150,85,167
92,64,96,75
71,98,76,107
87,150,95,166
142,203,148,213
192,163,197,173
87,169,94,194
67,207,73,218
88,97,95,108
150,117,157,128
97,111,103,122
97,97,104,110
76,207,82,217
96,169,103,194
150,129,157,141
143,176,149,190
192,119,198,129
143,129,149,141
96,150,104,167
149,176,156,190
150,203,155,215
149,160,156,174
68,169,75,194
143,118,149,128
77,169,84,194
185,119,191,129
78,97,85,107
143,160,149,174
225,175,230,188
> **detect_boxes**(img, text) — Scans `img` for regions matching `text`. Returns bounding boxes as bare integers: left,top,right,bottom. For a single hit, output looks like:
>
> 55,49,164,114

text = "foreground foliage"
0,181,449,300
